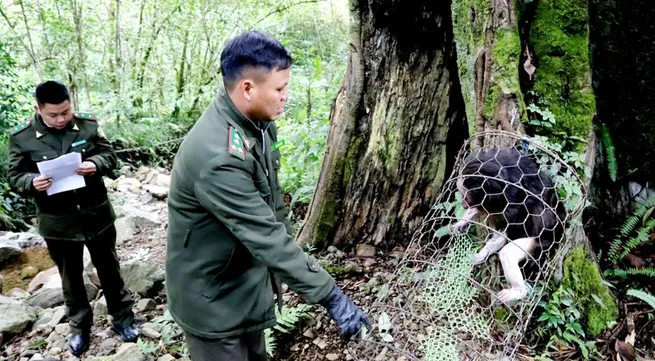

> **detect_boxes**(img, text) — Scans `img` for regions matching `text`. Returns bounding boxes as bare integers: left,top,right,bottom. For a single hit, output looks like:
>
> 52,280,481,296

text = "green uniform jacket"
7,113,117,241
166,88,335,339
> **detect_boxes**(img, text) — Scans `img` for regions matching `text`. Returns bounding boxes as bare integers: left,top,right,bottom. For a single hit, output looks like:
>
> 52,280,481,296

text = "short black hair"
35,81,70,106
220,30,292,91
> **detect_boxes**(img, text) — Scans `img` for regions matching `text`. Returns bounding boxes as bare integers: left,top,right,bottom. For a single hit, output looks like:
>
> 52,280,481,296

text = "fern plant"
606,197,655,266
264,304,313,357
626,289,655,309
600,124,617,182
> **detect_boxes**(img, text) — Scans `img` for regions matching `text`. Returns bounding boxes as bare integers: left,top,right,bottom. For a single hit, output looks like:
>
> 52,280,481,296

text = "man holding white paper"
7,81,139,356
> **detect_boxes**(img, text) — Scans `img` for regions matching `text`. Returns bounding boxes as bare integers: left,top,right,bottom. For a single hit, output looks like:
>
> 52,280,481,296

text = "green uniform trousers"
184,331,267,361
44,225,134,335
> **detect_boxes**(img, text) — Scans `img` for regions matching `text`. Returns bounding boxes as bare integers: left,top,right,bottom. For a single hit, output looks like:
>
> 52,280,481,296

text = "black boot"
112,323,140,342
69,333,90,356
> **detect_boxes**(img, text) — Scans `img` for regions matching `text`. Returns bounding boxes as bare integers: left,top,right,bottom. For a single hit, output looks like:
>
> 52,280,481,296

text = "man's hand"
32,175,52,192
319,285,371,342
76,161,97,176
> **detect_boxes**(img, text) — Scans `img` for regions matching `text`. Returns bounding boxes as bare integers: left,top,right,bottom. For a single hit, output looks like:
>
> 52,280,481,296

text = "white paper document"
36,152,86,196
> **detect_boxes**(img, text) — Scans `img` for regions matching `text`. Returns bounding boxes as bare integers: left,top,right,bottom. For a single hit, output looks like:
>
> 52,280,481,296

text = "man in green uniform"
7,81,139,356
166,31,370,360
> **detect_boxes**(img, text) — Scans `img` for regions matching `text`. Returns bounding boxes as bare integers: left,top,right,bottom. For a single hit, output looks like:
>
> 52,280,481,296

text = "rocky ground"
0,166,399,361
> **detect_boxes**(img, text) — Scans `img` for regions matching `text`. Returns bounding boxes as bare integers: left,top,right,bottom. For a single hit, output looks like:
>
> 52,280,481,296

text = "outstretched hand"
319,285,371,342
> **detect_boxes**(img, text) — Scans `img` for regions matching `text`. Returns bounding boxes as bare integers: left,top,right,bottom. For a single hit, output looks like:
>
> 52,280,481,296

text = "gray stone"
28,272,97,309
98,338,117,356
116,178,141,193
113,343,146,361
49,347,63,356
115,216,137,245
136,298,156,312
355,244,376,258
0,241,21,265
46,331,64,344
142,185,168,200
154,174,171,188
140,327,161,339
157,355,176,361
33,306,67,334
49,338,66,351
94,296,108,317
54,323,70,336
28,267,58,293
142,322,161,333
0,295,38,335
0,231,45,249
6,287,30,299
29,353,44,361
120,260,165,297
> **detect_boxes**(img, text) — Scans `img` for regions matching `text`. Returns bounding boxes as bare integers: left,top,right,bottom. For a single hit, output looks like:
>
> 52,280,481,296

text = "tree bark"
172,30,189,117
296,0,467,251
452,0,527,148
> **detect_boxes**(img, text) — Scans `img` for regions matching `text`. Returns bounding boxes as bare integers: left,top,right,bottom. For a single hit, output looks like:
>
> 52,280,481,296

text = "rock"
29,353,44,361
326,354,339,361
0,295,38,335
0,241,22,265
116,178,142,193
22,266,40,279
54,323,70,336
0,231,45,248
98,338,117,356
49,338,66,351
140,327,161,339
28,267,58,293
355,244,376,258
363,258,377,268
50,347,62,356
115,216,137,245
154,174,171,188
119,165,132,177
312,337,328,350
142,322,161,333
117,205,161,227
142,185,168,200
33,306,67,334
136,298,156,312
94,296,108,316
113,343,147,361
6,287,30,298
46,331,64,344
303,329,315,338
157,355,175,361
120,260,165,297
28,272,97,309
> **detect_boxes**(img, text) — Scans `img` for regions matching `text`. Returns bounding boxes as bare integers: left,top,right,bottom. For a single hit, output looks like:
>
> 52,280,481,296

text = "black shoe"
112,324,139,342
69,333,90,357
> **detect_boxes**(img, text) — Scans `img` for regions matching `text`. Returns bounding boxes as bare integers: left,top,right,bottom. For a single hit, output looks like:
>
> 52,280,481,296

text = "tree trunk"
296,0,467,251
172,30,189,118
451,0,526,148
72,0,91,107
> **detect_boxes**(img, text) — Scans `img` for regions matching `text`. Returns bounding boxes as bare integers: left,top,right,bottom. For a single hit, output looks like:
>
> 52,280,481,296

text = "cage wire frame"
348,130,588,361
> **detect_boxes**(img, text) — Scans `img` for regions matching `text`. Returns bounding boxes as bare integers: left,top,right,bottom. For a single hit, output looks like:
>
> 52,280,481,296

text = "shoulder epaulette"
10,121,32,135
228,126,246,161
73,112,96,121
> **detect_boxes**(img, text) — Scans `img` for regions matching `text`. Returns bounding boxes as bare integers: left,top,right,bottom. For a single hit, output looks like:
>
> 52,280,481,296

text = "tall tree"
296,0,467,250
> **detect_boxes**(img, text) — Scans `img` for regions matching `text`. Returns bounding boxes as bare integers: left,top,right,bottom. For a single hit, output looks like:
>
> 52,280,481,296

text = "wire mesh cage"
349,131,587,361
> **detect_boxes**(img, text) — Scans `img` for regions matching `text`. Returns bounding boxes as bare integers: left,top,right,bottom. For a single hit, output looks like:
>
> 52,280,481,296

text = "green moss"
561,247,618,337
451,0,491,133
530,0,595,142
318,260,362,277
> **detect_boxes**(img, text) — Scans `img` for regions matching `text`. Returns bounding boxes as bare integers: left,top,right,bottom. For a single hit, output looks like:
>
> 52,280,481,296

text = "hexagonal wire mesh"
348,131,587,361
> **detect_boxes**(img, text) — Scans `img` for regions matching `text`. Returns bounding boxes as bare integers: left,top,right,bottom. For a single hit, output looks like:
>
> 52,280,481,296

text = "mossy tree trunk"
452,0,527,148
296,0,467,251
